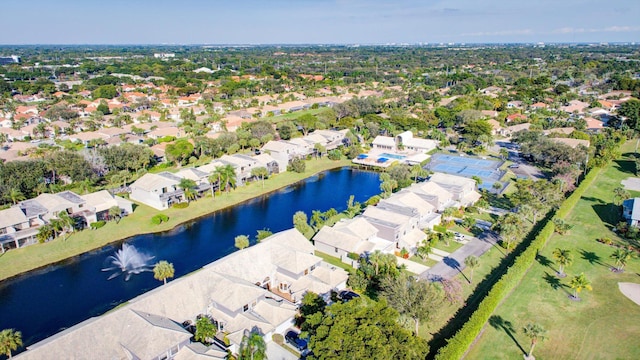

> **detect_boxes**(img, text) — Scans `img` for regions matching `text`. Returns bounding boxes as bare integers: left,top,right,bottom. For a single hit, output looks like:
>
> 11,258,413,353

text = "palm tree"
213,164,236,194
569,273,592,300
108,206,122,223
153,261,175,285
613,186,630,206
178,178,198,203
610,248,635,272
239,331,266,360
522,323,547,359
416,240,432,260
36,225,54,243
552,248,573,278
56,211,75,239
0,328,22,358
251,167,268,188
464,255,480,284
8,188,25,205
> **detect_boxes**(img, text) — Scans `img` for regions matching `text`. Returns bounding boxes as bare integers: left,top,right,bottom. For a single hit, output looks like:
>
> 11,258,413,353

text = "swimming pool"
379,153,406,160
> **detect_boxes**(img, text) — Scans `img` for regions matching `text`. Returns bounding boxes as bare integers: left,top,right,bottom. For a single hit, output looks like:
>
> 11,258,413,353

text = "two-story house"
130,172,184,210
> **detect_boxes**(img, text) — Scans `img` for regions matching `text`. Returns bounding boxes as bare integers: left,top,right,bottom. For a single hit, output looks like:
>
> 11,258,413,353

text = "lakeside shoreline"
0,158,357,282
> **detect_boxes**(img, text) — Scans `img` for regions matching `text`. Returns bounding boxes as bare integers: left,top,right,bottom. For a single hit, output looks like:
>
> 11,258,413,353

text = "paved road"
419,231,500,281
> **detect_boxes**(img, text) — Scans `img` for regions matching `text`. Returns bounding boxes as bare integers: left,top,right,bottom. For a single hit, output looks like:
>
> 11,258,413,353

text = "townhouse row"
130,129,348,210
313,172,481,264
16,229,348,360
0,190,133,252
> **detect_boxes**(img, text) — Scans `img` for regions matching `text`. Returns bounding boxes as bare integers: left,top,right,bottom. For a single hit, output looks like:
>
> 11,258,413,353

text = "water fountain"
102,244,154,281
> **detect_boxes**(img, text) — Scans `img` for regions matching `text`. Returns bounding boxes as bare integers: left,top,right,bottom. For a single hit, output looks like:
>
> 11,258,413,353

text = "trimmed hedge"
435,166,605,360
172,202,189,209
90,220,106,230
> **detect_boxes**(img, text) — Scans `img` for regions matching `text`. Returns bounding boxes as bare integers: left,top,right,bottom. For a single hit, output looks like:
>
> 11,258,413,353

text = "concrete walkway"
397,257,430,274
419,231,499,281
266,341,299,360
618,282,640,306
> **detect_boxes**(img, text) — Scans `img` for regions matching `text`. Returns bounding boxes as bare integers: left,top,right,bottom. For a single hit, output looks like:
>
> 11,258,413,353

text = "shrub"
433,225,448,233
347,252,360,260
328,149,342,160
90,220,106,230
151,214,169,225
288,158,306,173
173,202,189,209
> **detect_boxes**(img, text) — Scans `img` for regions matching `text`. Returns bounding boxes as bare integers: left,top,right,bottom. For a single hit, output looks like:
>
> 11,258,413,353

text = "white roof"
372,135,396,147
0,207,28,229
80,190,119,213
131,172,180,192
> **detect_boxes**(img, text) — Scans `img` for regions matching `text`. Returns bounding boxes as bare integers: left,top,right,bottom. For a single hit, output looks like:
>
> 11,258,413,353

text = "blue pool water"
379,152,406,160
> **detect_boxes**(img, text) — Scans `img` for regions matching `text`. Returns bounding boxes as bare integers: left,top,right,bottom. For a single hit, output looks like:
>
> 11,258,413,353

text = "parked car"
508,164,520,169
454,232,464,240
285,330,308,351
338,290,360,302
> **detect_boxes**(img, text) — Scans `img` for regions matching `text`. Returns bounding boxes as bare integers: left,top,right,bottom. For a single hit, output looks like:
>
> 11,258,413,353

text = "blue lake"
0,167,381,349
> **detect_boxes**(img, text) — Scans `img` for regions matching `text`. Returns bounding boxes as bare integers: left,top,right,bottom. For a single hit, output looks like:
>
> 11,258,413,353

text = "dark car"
338,290,360,302
285,330,308,351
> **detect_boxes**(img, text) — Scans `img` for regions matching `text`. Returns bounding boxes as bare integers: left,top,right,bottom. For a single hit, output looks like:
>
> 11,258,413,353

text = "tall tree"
304,299,429,359
153,261,175,285
381,274,443,336
213,164,236,193
239,331,267,360
522,323,547,359
464,255,480,283
250,166,268,188
613,186,630,206
7,188,25,205
108,206,122,223
610,248,634,272
0,328,22,358
552,248,573,277
194,316,216,344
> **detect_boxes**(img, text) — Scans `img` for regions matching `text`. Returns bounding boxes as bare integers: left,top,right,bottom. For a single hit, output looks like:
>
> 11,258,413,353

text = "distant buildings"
0,55,21,64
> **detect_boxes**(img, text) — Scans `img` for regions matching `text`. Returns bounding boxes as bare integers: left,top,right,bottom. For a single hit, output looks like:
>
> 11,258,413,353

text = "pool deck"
353,149,429,168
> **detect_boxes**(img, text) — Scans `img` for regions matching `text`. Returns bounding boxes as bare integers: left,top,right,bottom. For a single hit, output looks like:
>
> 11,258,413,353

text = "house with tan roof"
543,127,575,136
379,191,441,229
362,205,425,253
15,228,347,359
130,172,184,210
585,117,604,132
313,217,392,262
428,173,481,206
405,181,453,211
80,190,133,221
550,137,590,149
560,100,589,114
0,206,46,252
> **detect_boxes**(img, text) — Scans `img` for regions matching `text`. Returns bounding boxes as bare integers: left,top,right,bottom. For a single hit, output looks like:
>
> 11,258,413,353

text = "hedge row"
435,166,604,359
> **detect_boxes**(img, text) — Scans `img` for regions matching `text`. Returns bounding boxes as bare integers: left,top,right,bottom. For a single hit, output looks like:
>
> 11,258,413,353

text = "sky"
2,0,639,45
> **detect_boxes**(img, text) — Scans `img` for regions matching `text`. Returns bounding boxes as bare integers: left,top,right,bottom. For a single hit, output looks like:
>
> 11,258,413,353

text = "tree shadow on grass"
536,254,558,273
543,272,571,296
613,159,636,175
443,257,470,283
579,249,612,268
488,315,526,356
591,203,621,228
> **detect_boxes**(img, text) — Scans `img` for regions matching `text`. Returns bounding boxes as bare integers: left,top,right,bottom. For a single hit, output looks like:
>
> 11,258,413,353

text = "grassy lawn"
464,142,640,360
268,108,332,124
409,255,438,268
0,157,352,281
314,251,355,273
419,243,506,340
433,239,465,253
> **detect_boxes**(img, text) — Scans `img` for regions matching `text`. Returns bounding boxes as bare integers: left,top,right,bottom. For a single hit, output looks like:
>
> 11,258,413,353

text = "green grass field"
0,157,352,281
464,142,640,360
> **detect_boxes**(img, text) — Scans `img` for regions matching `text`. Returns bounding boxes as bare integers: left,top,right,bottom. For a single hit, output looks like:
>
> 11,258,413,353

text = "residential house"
0,206,46,252
253,153,283,175
361,205,425,253
218,154,260,185
25,191,97,226
80,190,134,221
622,198,640,227
396,131,439,152
379,191,441,229
130,172,184,210
560,100,589,114
543,127,575,136
174,167,213,195
313,217,392,262
504,122,531,136
584,117,604,132
550,138,590,149
405,181,455,212
428,173,481,206
261,140,300,163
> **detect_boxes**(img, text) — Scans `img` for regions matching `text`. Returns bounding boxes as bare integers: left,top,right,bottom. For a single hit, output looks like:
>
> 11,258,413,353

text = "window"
304,269,309,275
334,247,339,253
310,265,316,271
243,304,249,312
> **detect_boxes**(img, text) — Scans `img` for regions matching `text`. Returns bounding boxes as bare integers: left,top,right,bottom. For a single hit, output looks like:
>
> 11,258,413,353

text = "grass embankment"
0,158,352,281
465,142,640,360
